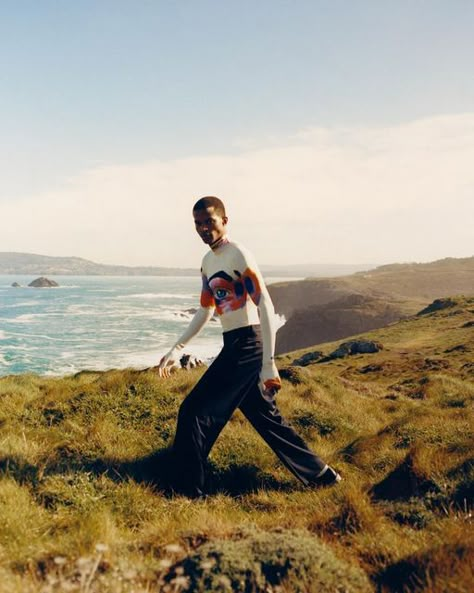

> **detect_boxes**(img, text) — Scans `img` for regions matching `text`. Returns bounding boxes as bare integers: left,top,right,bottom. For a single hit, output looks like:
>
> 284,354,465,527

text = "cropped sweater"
164,237,280,390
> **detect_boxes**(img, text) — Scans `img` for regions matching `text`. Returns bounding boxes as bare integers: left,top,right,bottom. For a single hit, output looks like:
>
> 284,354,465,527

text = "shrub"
173,527,373,593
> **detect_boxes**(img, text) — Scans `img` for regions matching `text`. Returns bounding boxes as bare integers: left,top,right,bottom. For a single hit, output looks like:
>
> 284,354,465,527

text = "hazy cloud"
2,113,473,267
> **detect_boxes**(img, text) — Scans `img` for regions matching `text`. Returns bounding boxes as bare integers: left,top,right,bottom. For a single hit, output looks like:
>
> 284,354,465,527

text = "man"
158,196,341,497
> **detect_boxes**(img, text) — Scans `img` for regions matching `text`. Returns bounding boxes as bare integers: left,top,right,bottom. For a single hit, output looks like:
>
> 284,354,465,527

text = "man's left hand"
260,360,281,396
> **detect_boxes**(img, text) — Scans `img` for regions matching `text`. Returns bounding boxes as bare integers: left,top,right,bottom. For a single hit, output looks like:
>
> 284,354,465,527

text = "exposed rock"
11,282,21,287
462,320,474,328
417,297,458,316
292,351,323,366
180,354,205,370
444,344,468,353
460,362,474,375
358,363,384,374
422,358,450,370
28,276,59,288
389,377,430,400
319,340,383,362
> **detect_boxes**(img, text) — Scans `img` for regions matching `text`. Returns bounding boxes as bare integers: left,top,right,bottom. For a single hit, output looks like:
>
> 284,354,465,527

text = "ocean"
0,275,289,377
0,275,223,376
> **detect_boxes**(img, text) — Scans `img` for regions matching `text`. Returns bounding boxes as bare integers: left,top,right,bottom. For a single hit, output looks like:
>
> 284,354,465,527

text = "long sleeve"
255,287,277,365
171,306,215,352
236,248,281,390
160,272,215,366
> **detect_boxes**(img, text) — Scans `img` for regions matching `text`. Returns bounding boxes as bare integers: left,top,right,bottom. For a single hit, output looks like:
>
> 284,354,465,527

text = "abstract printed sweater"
167,238,280,389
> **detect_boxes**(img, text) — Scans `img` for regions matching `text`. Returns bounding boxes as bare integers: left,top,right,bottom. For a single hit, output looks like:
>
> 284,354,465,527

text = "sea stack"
11,282,21,287
28,277,59,288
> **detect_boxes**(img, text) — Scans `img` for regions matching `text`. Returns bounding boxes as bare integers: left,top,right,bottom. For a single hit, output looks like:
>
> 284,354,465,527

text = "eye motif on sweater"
200,268,261,314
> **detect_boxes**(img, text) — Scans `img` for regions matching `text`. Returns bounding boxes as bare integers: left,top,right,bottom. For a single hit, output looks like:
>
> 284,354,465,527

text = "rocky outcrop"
28,277,59,288
11,282,21,287
179,354,205,370
292,351,324,366
417,298,458,316
319,340,383,362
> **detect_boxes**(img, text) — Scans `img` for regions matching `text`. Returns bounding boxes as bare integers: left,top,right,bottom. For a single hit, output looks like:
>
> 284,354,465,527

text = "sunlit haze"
1,2,473,268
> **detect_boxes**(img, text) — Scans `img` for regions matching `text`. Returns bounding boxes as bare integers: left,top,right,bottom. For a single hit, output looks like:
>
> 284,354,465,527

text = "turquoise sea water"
0,275,223,376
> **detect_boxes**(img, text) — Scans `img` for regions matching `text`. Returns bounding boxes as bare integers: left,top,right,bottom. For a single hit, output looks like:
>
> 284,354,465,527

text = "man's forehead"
194,207,218,219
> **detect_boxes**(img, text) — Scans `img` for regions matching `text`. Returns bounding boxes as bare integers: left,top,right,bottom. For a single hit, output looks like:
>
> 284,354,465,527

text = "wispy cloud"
2,113,473,267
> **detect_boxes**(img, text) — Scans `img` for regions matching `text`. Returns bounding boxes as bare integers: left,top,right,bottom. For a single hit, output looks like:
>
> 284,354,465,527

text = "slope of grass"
0,296,473,592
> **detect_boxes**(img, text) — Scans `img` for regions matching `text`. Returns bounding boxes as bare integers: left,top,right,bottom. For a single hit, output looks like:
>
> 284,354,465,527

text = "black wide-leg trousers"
171,325,327,496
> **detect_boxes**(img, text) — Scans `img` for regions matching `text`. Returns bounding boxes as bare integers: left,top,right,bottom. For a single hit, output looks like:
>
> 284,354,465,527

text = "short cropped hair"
193,196,226,217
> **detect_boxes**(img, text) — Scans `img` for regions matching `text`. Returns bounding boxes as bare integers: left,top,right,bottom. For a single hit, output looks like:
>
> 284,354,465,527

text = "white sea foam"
0,330,7,339
2,343,35,351
117,292,197,300
5,331,65,341
4,300,41,308
0,353,11,366
7,313,56,323
65,305,103,315
55,285,80,289
102,309,194,322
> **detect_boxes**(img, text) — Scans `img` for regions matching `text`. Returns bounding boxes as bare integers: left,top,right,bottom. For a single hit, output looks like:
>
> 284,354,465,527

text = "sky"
1,1,473,268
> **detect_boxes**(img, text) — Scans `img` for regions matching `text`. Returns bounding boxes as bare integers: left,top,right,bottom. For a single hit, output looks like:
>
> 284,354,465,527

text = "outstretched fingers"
158,356,174,378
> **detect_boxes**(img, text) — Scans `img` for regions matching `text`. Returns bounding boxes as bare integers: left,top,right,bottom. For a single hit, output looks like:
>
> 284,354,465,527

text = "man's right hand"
158,350,177,378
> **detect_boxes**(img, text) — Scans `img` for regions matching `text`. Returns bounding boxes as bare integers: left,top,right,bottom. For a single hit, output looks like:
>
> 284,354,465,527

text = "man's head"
193,196,228,246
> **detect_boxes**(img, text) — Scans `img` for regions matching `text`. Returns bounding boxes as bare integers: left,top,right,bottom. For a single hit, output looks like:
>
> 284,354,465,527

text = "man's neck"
210,235,229,251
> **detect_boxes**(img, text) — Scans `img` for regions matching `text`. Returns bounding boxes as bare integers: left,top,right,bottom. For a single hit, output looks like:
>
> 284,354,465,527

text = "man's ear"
222,216,229,225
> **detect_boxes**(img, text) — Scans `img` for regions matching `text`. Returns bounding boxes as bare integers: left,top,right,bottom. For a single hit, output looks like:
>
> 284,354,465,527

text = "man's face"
193,207,228,245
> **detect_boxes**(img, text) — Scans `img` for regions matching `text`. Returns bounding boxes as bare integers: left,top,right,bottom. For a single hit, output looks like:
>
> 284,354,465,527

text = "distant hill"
0,252,374,278
0,252,197,276
270,256,474,353
262,263,376,278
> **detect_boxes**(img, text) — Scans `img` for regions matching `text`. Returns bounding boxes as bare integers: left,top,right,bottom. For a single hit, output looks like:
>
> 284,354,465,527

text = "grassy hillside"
269,256,474,353
0,296,473,592
270,257,474,316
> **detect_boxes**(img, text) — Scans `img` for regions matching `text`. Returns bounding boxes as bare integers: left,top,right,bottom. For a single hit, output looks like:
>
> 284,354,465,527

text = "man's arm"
158,273,215,377
255,288,281,394
238,250,281,394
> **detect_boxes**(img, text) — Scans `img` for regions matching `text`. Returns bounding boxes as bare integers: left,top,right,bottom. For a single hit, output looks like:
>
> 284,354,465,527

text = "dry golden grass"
0,296,473,592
